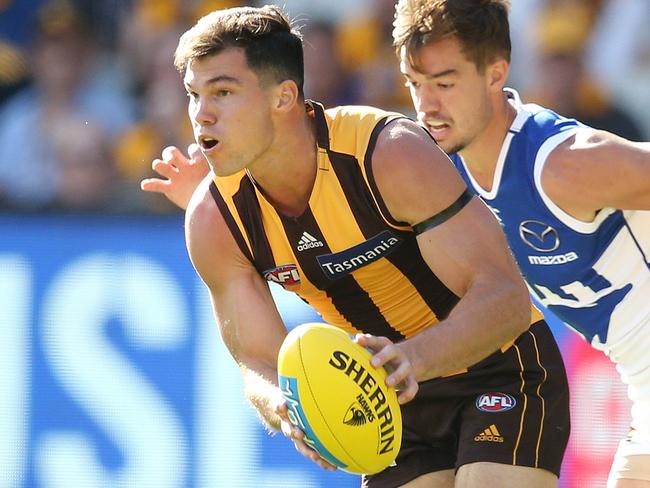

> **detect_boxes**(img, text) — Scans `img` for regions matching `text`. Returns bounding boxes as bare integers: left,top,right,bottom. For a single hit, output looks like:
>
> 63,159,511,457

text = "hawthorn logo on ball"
343,403,368,426
343,393,376,427
328,350,397,454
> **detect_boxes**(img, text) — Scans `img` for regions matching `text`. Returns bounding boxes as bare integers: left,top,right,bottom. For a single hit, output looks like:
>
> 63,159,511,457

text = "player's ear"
486,58,509,93
274,79,299,113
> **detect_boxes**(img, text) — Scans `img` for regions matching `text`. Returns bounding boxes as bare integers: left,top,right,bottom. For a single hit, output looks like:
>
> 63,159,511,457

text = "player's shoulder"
545,127,618,178
372,117,439,166
323,104,405,154
324,104,405,125
186,178,222,240
370,119,465,224
185,177,254,284
519,104,578,140
185,177,238,255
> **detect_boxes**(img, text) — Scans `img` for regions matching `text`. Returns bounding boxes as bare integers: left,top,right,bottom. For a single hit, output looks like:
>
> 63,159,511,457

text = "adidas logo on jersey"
474,424,504,443
297,232,324,251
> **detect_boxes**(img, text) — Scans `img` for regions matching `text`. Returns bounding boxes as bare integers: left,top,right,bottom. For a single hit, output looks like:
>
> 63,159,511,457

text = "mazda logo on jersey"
519,220,560,252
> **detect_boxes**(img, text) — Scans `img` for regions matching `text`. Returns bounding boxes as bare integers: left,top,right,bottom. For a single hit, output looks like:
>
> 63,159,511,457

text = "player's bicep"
372,119,468,226
415,198,517,297
371,118,519,296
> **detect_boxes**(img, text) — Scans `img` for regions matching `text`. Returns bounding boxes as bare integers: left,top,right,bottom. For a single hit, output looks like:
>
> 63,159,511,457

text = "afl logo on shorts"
476,392,516,412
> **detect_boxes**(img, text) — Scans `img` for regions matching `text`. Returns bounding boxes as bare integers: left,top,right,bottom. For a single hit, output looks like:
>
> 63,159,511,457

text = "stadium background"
1,0,648,487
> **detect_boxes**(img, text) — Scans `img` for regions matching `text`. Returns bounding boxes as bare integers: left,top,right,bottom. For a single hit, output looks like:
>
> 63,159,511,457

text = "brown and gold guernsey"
210,101,543,346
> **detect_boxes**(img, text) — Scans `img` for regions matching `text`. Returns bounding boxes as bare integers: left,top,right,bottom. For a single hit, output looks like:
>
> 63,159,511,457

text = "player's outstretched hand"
355,334,419,405
275,400,338,471
140,144,210,210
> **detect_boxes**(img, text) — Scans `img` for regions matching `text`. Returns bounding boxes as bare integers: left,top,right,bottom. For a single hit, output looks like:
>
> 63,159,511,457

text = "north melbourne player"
392,1,650,486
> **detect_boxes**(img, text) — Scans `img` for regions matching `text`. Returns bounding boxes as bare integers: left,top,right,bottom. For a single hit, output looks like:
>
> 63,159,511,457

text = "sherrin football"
277,323,402,474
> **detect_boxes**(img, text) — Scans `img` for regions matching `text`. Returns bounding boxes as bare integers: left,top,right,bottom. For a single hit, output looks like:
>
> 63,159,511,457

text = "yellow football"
277,322,402,474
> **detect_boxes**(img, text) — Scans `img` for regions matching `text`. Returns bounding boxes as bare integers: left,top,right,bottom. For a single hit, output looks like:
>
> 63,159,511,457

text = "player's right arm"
184,179,336,470
185,178,287,427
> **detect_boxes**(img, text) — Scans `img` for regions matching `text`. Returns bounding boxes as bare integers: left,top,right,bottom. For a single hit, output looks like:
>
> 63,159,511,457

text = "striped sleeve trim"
208,181,254,263
362,116,411,229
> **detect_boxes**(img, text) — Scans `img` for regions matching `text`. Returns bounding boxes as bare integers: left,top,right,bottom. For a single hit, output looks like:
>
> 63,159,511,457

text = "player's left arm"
542,129,650,219
358,119,530,401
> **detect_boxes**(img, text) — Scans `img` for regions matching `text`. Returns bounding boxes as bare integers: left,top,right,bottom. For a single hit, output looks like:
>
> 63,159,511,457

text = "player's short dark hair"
174,5,304,95
393,0,511,73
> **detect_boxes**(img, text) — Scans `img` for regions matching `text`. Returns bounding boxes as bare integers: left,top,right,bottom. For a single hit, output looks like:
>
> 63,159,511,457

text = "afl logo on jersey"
519,220,560,252
263,264,301,286
476,393,516,412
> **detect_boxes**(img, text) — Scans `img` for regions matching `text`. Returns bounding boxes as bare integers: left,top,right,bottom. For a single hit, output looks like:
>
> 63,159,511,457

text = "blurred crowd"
0,0,648,214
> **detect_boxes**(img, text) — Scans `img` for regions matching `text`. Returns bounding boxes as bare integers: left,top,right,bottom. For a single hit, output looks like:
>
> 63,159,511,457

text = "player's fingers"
152,159,179,178
294,440,337,471
290,425,305,441
280,420,296,439
292,433,312,453
280,421,290,437
312,452,337,471
369,341,400,370
314,457,337,471
353,333,370,347
275,401,291,423
162,145,189,166
385,357,412,387
282,423,337,471
397,377,419,405
293,440,311,456
355,333,390,355
140,178,171,193
275,402,301,440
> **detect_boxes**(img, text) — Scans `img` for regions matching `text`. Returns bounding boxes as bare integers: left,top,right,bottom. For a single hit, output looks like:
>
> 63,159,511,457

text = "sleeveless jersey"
210,101,541,346
450,89,650,349
211,101,460,342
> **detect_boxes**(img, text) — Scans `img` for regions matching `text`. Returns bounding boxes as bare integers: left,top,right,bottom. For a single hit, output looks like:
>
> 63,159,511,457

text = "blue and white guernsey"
450,89,650,351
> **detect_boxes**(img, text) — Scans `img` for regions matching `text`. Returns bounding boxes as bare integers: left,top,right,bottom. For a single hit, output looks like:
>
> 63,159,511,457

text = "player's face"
400,37,493,154
184,48,275,176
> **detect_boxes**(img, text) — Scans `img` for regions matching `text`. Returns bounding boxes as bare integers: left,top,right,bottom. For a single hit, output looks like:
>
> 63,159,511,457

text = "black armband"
412,188,474,235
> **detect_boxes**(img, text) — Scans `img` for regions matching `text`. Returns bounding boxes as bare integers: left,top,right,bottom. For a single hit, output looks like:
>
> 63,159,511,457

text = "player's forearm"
403,276,530,381
242,366,284,431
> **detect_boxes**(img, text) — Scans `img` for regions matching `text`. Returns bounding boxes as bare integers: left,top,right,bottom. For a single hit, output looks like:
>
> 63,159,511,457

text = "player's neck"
459,93,517,192
247,110,318,217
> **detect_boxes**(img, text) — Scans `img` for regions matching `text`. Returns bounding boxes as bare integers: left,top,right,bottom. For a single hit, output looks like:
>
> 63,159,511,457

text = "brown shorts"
362,321,570,488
